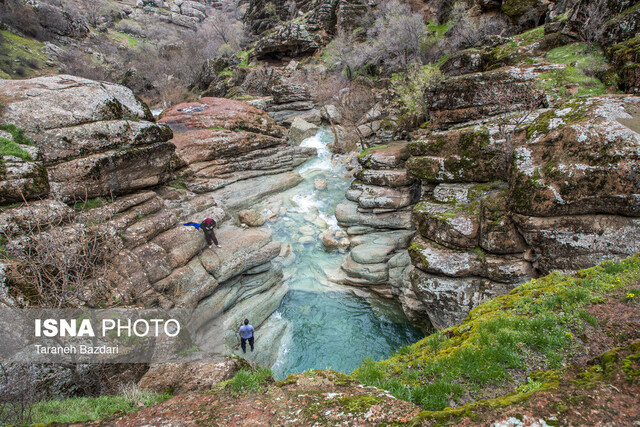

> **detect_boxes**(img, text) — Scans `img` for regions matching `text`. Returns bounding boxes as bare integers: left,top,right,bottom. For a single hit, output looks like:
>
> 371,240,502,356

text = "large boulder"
0,75,174,202
159,97,315,193
138,357,246,394
425,65,557,129
253,21,327,60
289,117,318,144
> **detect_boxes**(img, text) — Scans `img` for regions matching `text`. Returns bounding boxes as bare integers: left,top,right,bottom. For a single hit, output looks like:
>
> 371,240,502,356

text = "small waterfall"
252,128,422,379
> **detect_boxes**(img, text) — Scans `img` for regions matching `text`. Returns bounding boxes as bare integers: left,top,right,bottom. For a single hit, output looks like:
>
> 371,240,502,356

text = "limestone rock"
271,84,311,105
0,157,49,204
0,75,174,202
48,141,175,203
314,178,327,191
407,128,507,183
425,65,557,128
342,254,389,285
199,225,281,283
289,117,318,145
138,357,245,394
410,267,515,330
253,22,326,60
195,57,230,91
409,236,532,284
0,199,72,236
159,97,285,138
510,96,640,217
413,200,480,250
354,183,419,210
336,200,413,230
358,143,411,170
0,75,153,133
238,209,266,227
321,229,340,250
356,168,415,188
160,97,314,193
321,105,343,124
513,214,640,274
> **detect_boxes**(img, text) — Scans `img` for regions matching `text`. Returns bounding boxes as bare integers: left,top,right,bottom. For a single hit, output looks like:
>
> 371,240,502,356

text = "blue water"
255,129,423,379
276,289,423,375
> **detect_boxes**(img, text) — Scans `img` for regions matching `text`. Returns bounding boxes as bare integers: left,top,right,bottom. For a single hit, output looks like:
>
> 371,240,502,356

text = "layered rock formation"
0,75,173,203
333,144,425,322
402,93,640,330
246,0,371,60
133,0,210,30
0,76,315,371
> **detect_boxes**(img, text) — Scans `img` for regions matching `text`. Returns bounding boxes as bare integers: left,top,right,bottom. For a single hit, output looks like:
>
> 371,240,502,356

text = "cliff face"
323,0,640,332
405,92,640,330
0,75,314,378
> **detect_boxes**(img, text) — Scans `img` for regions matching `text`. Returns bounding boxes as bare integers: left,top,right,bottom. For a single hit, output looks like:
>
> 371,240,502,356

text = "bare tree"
579,3,605,44
84,0,105,28
1,197,120,309
335,79,377,149
0,363,37,426
367,0,426,70
447,12,511,52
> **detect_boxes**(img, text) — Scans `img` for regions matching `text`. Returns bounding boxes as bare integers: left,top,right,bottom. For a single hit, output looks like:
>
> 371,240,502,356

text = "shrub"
226,367,273,394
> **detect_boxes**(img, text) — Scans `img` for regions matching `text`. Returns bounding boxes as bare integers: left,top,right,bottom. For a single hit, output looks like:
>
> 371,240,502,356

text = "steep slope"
0,75,315,393
77,255,640,426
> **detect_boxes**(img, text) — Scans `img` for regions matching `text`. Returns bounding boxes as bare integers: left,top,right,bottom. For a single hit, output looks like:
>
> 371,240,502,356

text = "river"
253,129,423,380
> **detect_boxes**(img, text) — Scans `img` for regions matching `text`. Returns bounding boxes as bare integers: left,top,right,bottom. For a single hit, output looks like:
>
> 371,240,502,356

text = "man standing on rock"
238,319,255,353
183,218,221,248
201,218,220,248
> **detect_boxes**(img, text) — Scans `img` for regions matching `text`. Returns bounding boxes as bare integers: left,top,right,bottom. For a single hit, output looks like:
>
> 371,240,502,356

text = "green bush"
227,367,273,394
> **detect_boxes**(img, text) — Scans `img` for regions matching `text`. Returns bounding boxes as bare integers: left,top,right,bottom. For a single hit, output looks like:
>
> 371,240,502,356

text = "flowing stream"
254,129,423,380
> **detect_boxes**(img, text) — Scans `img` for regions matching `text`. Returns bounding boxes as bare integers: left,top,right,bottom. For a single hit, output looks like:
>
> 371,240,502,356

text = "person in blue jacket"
238,318,255,353
183,218,221,248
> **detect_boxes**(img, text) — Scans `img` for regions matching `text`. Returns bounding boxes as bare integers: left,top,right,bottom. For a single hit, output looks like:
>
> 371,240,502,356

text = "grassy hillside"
0,30,55,79
352,255,640,423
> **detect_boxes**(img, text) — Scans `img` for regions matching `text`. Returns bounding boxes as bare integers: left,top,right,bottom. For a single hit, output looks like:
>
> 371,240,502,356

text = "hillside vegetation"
352,255,640,424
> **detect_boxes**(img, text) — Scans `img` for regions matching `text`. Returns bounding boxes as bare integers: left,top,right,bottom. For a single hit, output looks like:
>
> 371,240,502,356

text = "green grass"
0,137,32,161
0,124,34,146
538,66,608,97
358,144,389,159
426,19,454,39
539,43,610,97
73,197,104,212
546,43,607,69
352,255,640,412
220,367,273,394
514,26,545,45
0,30,52,79
29,391,171,424
109,29,141,49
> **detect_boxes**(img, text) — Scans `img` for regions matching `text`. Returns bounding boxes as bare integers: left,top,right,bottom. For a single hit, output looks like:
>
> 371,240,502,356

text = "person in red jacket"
184,218,221,248
201,218,220,248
